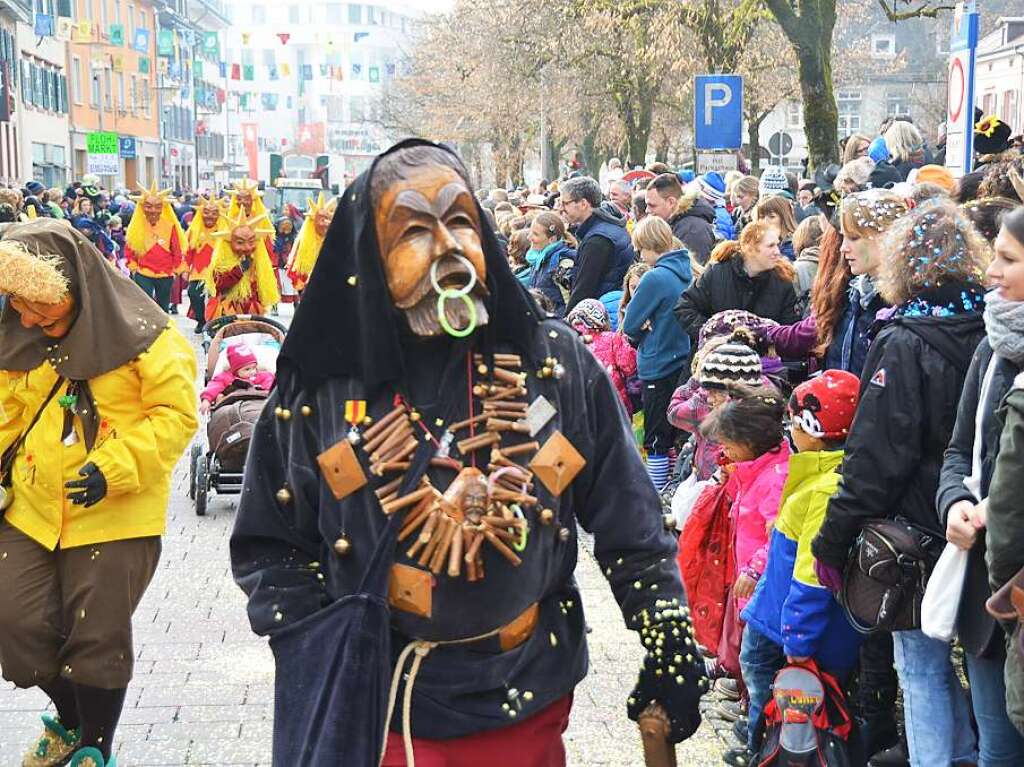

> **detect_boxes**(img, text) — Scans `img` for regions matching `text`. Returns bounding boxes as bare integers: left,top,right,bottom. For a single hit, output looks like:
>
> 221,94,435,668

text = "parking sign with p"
695,75,743,150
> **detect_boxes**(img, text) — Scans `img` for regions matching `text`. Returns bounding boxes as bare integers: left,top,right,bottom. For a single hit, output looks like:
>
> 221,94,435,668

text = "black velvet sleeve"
569,337,686,626
230,389,330,636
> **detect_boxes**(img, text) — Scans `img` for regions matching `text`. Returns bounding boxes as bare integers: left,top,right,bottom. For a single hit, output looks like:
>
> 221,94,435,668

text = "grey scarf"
985,290,1024,366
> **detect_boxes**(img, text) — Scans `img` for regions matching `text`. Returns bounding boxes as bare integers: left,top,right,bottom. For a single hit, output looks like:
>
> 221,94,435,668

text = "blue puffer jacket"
621,250,693,380
741,449,863,674
526,240,575,317
712,205,735,241
575,207,635,297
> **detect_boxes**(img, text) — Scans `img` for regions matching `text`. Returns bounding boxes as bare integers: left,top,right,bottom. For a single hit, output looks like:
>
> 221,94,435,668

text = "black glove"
65,462,108,507
626,600,708,743
240,256,252,271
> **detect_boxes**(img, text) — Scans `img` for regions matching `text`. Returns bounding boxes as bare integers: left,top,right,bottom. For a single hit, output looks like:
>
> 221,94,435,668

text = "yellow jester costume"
185,195,227,283
124,183,187,278
204,210,279,320
286,191,337,291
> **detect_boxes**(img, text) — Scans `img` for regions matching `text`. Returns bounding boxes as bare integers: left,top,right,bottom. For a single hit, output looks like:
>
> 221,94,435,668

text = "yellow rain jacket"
0,324,198,550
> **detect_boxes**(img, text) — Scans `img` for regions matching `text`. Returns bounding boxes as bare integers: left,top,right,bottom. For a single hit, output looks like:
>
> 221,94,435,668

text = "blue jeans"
892,629,978,766
740,624,785,752
965,651,1024,767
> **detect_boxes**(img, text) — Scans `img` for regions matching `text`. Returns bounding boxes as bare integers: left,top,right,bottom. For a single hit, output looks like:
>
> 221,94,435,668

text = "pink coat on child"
201,369,275,403
729,441,790,611
201,342,275,403
585,331,637,413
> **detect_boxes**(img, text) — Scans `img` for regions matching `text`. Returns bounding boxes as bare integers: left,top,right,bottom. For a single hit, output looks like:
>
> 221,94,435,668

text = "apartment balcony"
0,0,32,24
154,0,230,31
185,0,230,31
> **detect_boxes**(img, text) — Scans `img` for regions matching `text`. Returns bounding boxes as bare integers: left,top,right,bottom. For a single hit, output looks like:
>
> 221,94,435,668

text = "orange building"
67,0,160,187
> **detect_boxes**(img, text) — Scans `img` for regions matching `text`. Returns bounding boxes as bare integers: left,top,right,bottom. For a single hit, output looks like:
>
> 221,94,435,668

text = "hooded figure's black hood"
277,139,542,399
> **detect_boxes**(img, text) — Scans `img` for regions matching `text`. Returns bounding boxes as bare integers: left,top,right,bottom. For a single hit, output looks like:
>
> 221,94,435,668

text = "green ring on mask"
436,289,477,338
511,504,529,552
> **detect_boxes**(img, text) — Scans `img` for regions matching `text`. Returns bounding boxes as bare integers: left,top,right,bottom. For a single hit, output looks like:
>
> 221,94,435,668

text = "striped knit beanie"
759,166,790,199
698,332,763,390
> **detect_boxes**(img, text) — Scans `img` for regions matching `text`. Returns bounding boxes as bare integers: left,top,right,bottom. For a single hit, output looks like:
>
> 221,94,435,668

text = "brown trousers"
0,520,160,690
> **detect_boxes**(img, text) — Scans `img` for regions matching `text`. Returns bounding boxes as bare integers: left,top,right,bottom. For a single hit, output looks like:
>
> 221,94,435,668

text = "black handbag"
840,518,944,633
0,376,65,511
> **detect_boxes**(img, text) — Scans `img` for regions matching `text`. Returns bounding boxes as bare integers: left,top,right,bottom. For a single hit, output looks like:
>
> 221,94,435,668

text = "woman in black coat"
811,201,990,767
674,219,798,344
937,207,1024,762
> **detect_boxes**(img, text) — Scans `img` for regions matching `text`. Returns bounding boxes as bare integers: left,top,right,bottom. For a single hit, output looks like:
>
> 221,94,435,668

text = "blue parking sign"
694,75,743,150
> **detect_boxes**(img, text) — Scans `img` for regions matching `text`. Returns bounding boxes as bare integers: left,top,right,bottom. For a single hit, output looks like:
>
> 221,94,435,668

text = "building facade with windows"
0,0,31,185
751,12,948,171
975,17,1024,138
154,0,229,191
66,0,160,188
17,11,71,188
220,0,416,186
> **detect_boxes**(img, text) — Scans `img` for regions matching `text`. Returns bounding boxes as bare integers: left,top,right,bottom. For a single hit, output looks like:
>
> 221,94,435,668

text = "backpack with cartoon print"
754,662,862,767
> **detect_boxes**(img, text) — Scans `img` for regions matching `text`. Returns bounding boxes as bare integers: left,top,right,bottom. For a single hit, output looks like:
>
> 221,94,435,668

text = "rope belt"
378,625,504,767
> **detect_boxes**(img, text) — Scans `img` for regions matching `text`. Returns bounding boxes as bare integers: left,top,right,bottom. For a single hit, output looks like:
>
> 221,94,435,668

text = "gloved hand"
65,462,108,507
240,256,252,271
627,601,708,743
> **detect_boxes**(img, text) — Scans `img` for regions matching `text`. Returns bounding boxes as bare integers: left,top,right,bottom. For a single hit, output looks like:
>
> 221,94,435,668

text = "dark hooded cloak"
0,219,169,448
0,219,168,379
277,139,541,399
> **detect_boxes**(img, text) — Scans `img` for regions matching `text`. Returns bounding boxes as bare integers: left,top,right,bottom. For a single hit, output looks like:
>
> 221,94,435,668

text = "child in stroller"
190,316,285,515
199,342,275,415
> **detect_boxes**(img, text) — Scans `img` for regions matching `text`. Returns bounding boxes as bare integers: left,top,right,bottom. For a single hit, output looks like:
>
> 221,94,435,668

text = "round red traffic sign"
948,56,965,122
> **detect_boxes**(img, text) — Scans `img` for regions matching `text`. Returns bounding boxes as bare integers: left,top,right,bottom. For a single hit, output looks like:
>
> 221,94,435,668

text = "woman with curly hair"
977,155,1024,204
962,197,1018,244
813,200,990,767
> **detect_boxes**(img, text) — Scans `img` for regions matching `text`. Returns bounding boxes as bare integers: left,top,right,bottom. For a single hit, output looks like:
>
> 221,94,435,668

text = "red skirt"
380,695,572,767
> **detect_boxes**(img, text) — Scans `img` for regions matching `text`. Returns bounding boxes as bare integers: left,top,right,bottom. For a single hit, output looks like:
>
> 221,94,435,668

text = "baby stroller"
189,314,286,516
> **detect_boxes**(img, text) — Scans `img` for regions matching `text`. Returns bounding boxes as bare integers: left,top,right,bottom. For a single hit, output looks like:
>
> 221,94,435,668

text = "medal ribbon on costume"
344,399,367,443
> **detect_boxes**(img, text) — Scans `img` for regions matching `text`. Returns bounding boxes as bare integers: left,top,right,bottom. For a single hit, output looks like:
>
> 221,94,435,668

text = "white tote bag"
921,542,969,642
671,474,711,530
922,357,997,641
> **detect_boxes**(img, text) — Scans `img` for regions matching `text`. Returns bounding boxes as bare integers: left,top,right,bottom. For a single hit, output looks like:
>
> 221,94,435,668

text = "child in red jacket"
199,343,275,415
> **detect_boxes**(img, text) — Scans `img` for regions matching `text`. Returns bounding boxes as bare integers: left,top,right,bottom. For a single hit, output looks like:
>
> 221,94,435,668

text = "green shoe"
22,714,80,767
67,747,116,767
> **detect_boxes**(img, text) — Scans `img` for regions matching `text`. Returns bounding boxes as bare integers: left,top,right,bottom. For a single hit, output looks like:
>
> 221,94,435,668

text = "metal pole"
157,71,164,188
191,37,200,191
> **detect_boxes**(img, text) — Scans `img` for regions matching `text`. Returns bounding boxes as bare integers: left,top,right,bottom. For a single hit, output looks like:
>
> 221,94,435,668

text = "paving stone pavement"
0,313,725,765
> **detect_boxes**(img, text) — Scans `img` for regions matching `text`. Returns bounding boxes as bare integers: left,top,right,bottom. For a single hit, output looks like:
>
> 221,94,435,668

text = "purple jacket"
766,314,818,358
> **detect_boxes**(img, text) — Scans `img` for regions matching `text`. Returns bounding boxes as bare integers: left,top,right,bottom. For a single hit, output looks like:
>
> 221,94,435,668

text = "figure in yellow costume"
124,182,187,310
227,179,276,286
204,210,279,320
285,191,337,292
184,195,227,332
226,178,268,219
